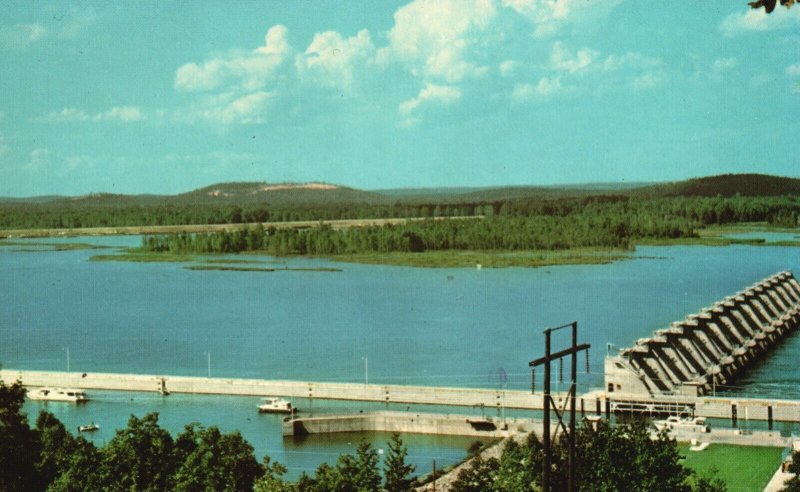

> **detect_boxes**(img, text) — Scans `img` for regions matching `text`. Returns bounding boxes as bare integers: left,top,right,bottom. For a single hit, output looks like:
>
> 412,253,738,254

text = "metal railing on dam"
0,369,553,410
605,270,800,399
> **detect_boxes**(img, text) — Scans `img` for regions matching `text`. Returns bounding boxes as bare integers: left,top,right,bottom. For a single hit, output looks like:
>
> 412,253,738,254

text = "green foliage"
296,440,382,492
171,424,263,492
450,421,732,492
254,456,296,492
99,413,176,491
0,379,42,491
783,451,800,492
384,433,416,492
450,455,500,492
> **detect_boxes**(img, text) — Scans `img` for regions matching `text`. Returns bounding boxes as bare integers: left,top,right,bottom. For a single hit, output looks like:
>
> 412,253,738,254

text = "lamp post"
204,351,211,378
363,356,368,385
62,347,70,372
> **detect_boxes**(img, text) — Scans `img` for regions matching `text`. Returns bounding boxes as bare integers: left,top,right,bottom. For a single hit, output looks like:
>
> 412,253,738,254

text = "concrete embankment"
0,369,547,410
283,411,536,438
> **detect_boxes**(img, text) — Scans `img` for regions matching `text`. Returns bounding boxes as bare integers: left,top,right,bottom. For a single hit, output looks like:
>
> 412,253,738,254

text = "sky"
0,1,798,197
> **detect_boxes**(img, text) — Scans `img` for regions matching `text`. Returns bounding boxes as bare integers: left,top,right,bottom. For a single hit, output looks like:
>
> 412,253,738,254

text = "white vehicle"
27,387,89,403
257,397,295,414
654,416,710,433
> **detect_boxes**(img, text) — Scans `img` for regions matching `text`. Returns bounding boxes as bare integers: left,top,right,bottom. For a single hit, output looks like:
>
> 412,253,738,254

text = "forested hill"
630,174,800,198
1,174,799,230
3,174,800,207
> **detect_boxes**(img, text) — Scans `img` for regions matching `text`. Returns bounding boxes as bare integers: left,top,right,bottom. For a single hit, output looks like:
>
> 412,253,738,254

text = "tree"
46,438,103,492
172,425,263,492
254,456,296,492
450,455,499,492
0,379,41,492
300,440,381,492
99,412,176,491
35,411,80,487
783,451,800,492
383,433,416,492
749,0,795,13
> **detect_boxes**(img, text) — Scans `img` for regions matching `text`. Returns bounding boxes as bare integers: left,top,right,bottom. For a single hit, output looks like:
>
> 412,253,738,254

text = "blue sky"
0,1,798,196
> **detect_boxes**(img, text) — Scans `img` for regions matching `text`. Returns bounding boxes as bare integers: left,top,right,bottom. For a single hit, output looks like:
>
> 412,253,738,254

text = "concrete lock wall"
283,411,539,438
0,369,552,410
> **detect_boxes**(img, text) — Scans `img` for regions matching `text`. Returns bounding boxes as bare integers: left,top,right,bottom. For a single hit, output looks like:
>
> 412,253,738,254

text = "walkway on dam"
6,368,800,423
0,369,551,410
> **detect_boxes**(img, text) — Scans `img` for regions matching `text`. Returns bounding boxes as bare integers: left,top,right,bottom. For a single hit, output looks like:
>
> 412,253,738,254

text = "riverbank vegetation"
131,192,799,267
0,378,745,491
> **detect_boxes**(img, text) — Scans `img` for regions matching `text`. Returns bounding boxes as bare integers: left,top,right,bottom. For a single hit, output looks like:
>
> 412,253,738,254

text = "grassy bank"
678,444,782,491
90,252,196,263
325,249,632,268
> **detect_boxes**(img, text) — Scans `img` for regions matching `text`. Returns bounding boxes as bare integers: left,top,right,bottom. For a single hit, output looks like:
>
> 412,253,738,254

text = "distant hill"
630,174,800,198
2,174,800,207
174,182,386,205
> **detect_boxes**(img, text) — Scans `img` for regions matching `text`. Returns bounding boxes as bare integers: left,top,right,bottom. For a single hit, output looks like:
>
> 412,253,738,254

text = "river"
1,235,799,477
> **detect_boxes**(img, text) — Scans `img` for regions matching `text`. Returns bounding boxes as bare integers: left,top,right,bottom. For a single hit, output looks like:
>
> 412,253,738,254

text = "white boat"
27,387,89,403
654,416,709,433
78,423,99,432
257,397,296,414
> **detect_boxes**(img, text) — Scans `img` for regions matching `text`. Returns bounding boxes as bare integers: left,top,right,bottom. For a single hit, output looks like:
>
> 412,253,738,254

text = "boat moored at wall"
27,387,89,403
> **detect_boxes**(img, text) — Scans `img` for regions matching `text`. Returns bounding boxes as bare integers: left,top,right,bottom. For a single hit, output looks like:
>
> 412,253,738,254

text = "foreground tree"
451,420,726,492
782,450,800,491
0,380,41,491
172,424,263,492
749,0,795,13
99,413,176,491
383,433,416,492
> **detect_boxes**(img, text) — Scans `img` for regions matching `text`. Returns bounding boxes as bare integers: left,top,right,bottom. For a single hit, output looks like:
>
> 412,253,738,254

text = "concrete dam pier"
605,271,800,399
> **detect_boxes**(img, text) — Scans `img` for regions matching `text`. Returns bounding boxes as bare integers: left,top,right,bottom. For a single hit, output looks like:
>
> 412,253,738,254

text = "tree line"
1,378,770,491
137,195,800,257
1,194,798,231
0,379,415,492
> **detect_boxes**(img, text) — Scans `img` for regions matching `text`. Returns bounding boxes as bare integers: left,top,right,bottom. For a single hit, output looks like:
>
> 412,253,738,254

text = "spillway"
605,271,800,398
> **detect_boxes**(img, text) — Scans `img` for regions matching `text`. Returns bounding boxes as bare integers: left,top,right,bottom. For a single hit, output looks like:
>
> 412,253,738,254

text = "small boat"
27,387,89,403
258,397,296,414
654,416,710,433
78,423,99,433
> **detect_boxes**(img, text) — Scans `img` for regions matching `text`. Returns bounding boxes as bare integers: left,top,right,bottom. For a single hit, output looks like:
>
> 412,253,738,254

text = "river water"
1,235,799,476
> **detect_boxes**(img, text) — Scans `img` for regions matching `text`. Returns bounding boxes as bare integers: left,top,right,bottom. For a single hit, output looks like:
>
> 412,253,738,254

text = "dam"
604,270,800,401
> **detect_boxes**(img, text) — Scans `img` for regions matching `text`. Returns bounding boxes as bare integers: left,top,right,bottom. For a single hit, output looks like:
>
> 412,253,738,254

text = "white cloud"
632,72,662,90
719,7,800,36
386,0,496,83
0,23,45,50
551,41,597,73
38,108,91,122
54,7,97,39
509,76,562,101
96,106,144,122
601,52,662,72
502,0,623,38
712,57,738,73
499,60,519,77
787,64,800,77
175,25,291,92
296,29,376,90
399,83,461,122
25,148,50,171
181,91,272,125
38,106,144,123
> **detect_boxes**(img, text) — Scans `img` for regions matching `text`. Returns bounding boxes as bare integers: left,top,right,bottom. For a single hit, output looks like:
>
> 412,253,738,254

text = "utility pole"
529,321,590,492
